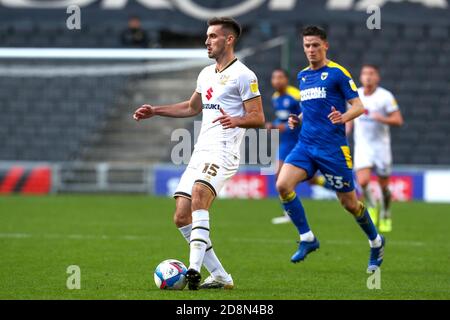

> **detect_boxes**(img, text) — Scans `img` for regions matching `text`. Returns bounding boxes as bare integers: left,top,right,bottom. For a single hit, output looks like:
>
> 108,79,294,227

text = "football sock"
369,234,383,248
300,230,315,242
178,224,228,278
354,201,380,245
380,187,392,219
178,224,192,242
280,191,312,238
189,209,210,272
362,185,377,208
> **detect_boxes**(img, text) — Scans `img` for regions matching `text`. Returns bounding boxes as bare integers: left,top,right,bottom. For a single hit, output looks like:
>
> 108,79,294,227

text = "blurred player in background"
347,64,404,232
278,26,385,272
267,68,332,225
133,17,265,290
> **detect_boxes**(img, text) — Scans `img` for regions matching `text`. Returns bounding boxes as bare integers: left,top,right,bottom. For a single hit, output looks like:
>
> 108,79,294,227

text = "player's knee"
276,180,292,198
359,178,370,189
340,198,359,214
191,184,212,211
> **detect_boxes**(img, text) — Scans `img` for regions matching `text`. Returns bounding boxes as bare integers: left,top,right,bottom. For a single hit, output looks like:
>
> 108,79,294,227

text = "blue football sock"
355,202,378,241
280,191,310,235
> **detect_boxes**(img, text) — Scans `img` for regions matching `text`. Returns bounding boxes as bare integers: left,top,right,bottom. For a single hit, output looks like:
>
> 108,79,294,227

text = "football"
153,259,188,290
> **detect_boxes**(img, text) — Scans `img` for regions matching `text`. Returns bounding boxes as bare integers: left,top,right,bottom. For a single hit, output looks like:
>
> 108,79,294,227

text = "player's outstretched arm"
212,96,265,129
328,97,364,125
371,110,404,127
133,91,202,121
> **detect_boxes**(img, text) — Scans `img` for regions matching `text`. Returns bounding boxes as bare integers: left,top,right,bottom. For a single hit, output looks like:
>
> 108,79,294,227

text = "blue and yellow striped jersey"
297,61,359,148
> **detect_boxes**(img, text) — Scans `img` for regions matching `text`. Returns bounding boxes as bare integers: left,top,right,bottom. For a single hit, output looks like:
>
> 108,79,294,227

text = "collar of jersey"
215,57,238,73
303,60,333,73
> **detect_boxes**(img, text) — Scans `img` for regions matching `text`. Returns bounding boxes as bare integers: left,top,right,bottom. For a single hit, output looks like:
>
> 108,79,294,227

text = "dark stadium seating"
0,21,449,165
0,73,127,161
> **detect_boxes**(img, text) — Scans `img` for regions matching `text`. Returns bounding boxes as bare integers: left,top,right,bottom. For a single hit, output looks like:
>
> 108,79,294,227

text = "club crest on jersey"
321,72,328,80
218,74,230,85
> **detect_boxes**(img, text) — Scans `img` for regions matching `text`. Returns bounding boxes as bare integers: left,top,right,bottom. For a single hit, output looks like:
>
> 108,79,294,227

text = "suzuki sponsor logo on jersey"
203,104,220,110
300,87,327,101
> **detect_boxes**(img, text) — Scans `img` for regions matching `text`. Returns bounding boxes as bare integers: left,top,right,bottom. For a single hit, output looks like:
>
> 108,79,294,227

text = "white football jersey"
194,58,260,157
354,86,399,147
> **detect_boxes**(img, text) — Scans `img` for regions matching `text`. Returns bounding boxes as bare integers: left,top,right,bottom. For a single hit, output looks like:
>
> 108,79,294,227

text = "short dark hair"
207,17,242,40
272,68,289,78
361,63,380,72
302,25,327,40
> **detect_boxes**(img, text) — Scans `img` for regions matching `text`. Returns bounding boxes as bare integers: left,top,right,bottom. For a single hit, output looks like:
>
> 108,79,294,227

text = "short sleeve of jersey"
238,70,261,102
287,86,302,114
384,91,400,114
337,69,359,101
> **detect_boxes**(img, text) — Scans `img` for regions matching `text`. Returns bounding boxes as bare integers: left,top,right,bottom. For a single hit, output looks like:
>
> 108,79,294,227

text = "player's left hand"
212,108,239,129
370,112,385,123
328,106,344,125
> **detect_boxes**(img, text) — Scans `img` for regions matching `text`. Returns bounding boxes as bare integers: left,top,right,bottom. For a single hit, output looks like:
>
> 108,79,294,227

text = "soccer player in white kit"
133,17,265,290
349,64,403,232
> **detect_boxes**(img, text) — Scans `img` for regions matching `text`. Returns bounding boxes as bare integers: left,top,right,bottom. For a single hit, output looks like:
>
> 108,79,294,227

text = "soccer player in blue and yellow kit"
277,26,385,272
267,69,333,225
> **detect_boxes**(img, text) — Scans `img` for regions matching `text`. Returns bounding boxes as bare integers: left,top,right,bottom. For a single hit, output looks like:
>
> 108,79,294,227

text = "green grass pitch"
0,195,449,299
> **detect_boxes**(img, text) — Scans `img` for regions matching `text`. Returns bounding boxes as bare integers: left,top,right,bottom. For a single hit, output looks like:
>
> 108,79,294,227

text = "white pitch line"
0,232,425,246
229,237,425,247
0,233,152,241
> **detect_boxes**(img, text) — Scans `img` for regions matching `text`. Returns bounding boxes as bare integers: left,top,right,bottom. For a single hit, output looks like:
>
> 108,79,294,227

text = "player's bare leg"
356,167,379,226
174,195,233,290
336,190,385,272
276,164,320,262
271,160,292,225
378,176,392,232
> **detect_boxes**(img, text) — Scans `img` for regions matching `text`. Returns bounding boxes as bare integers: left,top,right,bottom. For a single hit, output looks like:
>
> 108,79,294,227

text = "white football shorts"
173,150,240,199
354,143,392,177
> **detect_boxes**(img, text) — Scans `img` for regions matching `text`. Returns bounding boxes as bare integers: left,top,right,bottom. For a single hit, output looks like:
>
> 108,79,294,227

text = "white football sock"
369,234,382,248
178,224,192,243
189,209,210,272
300,230,315,242
363,185,377,208
178,223,228,278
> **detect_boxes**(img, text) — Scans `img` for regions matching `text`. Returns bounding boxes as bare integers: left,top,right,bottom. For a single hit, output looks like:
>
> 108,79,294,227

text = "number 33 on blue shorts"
284,142,355,192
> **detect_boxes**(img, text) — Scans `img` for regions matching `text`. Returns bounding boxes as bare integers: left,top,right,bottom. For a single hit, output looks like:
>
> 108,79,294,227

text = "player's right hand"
288,114,300,129
133,104,154,121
